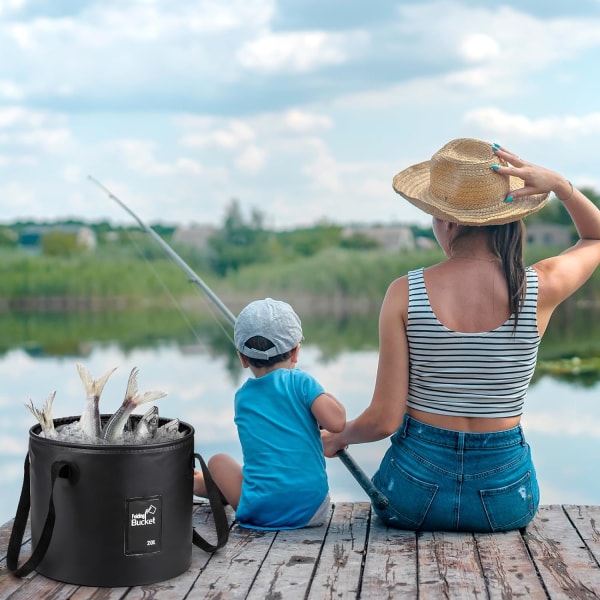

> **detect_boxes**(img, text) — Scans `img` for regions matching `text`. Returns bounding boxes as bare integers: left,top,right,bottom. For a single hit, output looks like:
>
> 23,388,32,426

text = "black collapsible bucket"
7,415,228,587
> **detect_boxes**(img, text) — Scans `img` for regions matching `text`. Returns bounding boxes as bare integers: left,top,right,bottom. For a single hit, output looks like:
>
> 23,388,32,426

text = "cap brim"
392,160,549,226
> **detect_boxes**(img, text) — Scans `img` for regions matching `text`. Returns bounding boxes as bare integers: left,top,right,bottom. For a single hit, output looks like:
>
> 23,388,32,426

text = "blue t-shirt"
234,368,328,530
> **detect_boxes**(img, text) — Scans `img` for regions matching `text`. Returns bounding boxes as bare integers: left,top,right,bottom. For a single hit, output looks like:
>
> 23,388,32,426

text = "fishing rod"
88,176,388,510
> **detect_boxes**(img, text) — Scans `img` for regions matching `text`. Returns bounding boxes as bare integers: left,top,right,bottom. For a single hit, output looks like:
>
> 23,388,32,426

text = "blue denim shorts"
371,415,539,532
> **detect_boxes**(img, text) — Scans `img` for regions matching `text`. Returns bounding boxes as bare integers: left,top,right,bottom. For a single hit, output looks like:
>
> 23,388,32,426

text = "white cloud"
465,107,600,139
459,33,501,63
301,138,343,193
283,109,333,133
63,164,83,183
0,79,23,100
237,30,366,73
0,0,27,16
235,145,266,174
174,157,204,175
0,106,58,128
0,150,36,166
181,120,255,150
12,127,73,152
108,139,203,177
0,181,35,211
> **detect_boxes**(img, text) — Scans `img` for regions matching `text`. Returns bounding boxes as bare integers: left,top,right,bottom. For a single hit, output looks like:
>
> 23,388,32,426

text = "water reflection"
2,299,599,381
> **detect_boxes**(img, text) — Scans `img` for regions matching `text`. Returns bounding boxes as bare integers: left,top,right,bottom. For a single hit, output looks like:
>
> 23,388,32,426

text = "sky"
2,0,600,229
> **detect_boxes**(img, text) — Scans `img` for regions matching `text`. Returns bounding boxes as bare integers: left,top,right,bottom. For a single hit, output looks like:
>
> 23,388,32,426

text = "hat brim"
393,160,549,226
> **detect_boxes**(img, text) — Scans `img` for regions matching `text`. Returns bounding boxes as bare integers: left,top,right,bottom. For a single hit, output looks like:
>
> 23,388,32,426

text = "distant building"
526,223,571,247
103,231,119,243
18,225,97,253
172,225,215,250
415,236,436,250
341,225,415,251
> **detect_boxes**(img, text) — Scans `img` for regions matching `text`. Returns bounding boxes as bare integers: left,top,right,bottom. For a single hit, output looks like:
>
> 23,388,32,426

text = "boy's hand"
321,429,347,458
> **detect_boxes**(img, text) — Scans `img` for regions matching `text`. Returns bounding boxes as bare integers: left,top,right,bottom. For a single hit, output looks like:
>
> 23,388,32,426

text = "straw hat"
392,138,549,225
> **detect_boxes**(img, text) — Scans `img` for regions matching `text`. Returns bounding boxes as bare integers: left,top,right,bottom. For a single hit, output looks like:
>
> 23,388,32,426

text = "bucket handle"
192,453,229,552
7,454,72,578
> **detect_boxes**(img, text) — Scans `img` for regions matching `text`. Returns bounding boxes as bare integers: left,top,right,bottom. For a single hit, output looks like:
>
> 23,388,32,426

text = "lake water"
1,335,599,527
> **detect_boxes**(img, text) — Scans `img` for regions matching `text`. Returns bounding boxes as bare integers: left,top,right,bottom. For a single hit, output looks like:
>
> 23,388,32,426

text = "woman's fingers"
494,146,526,168
492,146,554,199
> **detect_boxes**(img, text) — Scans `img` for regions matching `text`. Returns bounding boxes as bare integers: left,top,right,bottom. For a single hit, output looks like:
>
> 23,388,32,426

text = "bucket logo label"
125,496,162,555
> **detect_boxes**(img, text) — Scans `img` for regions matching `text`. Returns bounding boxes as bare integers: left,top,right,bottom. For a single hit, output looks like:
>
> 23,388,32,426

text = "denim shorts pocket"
373,457,439,530
480,470,539,532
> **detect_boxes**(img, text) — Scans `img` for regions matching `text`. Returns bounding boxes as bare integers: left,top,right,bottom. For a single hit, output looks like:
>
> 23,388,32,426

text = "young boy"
194,297,346,530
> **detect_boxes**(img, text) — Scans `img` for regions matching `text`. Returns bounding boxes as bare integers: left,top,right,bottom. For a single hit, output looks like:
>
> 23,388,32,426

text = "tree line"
1,187,598,280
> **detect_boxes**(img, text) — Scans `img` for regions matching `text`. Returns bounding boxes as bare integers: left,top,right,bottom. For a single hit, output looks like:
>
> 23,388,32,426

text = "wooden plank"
0,565,79,600
360,513,418,598
68,588,130,600
563,505,600,565
0,517,32,567
474,530,547,599
1,510,75,600
418,532,487,599
307,502,370,599
189,517,277,598
2,504,600,599
4,579,79,600
245,508,333,599
0,525,33,600
524,504,600,598
0,518,17,561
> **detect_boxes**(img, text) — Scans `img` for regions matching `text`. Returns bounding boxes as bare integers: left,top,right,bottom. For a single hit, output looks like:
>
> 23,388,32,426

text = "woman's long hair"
452,221,525,330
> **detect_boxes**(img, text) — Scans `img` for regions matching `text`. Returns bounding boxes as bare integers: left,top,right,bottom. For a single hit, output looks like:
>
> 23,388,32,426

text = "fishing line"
123,230,201,344
88,176,235,346
122,226,231,348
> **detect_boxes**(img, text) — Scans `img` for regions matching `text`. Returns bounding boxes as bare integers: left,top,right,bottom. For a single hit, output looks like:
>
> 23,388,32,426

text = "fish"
76,363,118,439
133,406,160,442
158,418,180,435
25,391,58,439
154,418,180,441
102,367,167,443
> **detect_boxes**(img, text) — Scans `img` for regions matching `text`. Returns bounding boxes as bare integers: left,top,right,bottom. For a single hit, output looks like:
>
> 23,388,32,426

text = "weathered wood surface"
1,503,600,599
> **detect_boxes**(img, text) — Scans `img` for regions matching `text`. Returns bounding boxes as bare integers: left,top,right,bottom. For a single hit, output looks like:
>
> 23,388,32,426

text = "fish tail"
25,391,57,436
76,362,95,394
133,390,168,407
24,399,41,421
126,366,166,407
44,390,56,419
77,363,118,397
93,366,118,397
124,367,140,401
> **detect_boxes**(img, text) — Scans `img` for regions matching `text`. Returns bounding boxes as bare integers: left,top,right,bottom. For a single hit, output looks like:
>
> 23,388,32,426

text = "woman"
322,138,600,532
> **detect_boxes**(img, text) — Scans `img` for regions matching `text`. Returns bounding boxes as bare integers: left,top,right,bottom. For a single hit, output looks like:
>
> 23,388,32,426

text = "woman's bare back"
423,259,512,334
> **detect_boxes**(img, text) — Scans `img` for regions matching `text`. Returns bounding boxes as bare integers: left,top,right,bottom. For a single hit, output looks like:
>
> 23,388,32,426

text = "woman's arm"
493,146,600,333
321,277,409,457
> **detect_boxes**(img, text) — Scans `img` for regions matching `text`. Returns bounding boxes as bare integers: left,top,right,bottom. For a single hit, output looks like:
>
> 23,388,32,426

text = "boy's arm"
311,393,346,433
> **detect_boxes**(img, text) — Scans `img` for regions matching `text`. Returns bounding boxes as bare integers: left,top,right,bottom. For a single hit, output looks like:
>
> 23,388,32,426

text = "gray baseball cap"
234,298,303,360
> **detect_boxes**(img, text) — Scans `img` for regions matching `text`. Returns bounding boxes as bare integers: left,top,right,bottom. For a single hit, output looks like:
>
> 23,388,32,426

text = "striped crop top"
405,267,540,418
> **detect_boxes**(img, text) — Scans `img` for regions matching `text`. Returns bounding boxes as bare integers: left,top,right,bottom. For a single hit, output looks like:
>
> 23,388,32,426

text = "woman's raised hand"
492,144,572,202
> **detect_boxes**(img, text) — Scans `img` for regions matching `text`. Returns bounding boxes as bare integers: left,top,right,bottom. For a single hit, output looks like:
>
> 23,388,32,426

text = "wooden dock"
1,502,600,598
